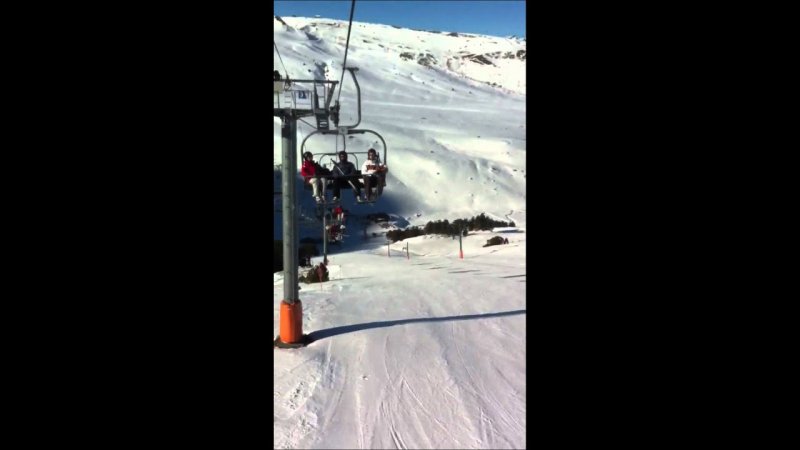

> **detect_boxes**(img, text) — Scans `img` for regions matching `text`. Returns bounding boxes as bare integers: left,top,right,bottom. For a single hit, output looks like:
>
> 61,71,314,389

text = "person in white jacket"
360,148,388,201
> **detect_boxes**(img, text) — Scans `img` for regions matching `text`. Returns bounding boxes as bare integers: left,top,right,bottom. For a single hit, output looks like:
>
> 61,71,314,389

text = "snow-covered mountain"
274,15,526,233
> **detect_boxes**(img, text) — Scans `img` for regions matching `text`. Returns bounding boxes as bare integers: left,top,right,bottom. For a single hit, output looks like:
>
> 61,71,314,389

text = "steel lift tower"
273,75,338,348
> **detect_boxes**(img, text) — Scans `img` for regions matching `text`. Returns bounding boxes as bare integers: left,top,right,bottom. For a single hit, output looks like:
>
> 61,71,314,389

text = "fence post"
459,229,464,259
323,212,328,265
406,243,409,259
387,242,390,257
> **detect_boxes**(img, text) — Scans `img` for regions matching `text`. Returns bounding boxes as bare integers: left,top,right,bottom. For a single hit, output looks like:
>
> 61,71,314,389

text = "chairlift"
326,222,345,244
299,68,389,205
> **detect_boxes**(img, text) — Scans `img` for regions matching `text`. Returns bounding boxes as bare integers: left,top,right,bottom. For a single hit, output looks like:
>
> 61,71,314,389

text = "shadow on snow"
277,172,410,245
307,309,526,343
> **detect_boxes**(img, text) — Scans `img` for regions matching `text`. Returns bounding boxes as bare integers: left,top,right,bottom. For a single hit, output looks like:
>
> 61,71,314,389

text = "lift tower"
274,75,338,348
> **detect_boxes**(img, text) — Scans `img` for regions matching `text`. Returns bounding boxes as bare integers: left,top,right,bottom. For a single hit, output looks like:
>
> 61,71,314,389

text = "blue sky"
274,1,526,38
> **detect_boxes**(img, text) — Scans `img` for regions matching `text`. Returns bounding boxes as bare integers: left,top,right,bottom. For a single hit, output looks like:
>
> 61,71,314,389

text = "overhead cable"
335,0,356,104
274,42,290,81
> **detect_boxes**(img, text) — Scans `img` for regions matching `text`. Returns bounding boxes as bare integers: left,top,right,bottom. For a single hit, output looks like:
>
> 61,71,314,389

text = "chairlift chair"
299,67,389,205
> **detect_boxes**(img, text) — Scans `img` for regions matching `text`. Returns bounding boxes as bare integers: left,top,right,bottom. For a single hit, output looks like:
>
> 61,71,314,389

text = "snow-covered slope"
274,231,526,449
274,16,526,230
274,15,526,450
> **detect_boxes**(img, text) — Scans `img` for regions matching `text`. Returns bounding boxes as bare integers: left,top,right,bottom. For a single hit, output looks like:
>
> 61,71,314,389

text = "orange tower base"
274,300,309,348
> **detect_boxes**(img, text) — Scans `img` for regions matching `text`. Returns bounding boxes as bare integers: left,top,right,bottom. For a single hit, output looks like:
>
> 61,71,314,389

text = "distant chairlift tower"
274,73,338,348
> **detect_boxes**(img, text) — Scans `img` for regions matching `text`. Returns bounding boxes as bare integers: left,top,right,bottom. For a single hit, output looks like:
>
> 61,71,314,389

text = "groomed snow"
274,232,526,449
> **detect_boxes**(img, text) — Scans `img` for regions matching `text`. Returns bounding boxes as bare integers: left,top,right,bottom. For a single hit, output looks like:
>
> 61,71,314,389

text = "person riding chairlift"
332,204,344,222
327,223,343,241
300,152,329,203
331,151,362,202
361,148,388,201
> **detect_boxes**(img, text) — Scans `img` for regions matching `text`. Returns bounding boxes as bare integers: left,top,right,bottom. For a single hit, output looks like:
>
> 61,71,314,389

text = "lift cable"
274,41,298,109
335,0,357,104
274,42,290,81
299,118,318,130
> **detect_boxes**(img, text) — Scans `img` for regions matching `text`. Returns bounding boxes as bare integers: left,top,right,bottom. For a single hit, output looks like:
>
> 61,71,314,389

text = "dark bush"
386,226,425,242
426,213,512,236
299,251,313,268
483,236,506,247
300,263,329,283
465,213,513,231
385,213,514,243
299,243,319,260
274,240,319,273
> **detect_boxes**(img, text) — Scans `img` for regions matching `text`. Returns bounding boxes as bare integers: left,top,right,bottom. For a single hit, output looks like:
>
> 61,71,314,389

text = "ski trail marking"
355,336,367,450
400,377,450,435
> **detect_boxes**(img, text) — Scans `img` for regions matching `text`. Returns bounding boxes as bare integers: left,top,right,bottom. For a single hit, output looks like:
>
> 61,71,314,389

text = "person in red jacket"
300,152,327,203
332,205,344,222
326,223,343,242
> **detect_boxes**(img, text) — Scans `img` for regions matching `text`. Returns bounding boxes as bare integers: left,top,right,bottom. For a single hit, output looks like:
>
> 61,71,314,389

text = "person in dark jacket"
331,151,362,201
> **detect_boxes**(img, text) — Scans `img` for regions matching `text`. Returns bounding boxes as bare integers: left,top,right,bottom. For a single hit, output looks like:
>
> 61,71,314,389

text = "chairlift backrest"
300,129,387,168
315,153,359,171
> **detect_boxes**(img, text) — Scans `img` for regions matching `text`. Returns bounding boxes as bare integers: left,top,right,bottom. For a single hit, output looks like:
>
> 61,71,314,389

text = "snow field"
274,15,525,228
275,231,525,449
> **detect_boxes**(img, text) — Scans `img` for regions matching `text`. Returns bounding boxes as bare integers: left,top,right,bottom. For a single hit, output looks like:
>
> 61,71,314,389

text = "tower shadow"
306,309,526,343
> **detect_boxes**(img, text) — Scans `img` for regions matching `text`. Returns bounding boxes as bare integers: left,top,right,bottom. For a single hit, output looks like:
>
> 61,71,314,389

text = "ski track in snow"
275,239,526,449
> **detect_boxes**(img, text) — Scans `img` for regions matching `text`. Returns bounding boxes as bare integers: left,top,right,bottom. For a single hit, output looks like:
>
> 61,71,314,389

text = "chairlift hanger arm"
334,68,362,129
284,78,338,84
273,78,339,120
300,128,387,165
